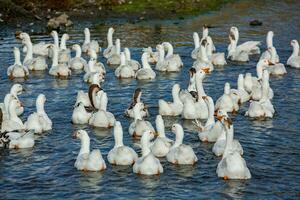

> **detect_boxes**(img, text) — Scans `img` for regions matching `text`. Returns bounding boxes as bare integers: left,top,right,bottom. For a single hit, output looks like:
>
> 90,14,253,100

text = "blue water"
0,0,300,199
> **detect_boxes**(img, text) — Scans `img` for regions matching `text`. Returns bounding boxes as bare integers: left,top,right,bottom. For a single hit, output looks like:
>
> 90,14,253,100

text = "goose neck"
222,124,234,158
141,133,151,157
79,134,90,156
114,125,124,147
174,128,184,147
14,48,22,65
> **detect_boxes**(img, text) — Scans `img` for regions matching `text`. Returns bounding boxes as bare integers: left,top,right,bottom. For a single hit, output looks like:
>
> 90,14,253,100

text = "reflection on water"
0,0,300,199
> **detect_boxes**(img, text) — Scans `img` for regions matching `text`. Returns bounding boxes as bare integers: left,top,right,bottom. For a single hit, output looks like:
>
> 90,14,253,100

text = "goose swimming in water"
135,52,156,80
48,44,71,78
108,121,138,165
216,116,251,180
0,130,35,149
150,115,173,157
20,33,48,71
82,28,100,53
73,130,106,171
215,83,239,113
133,130,163,175
260,31,279,62
193,39,214,72
124,48,141,71
7,47,29,80
17,32,50,57
1,99,25,133
107,38,121,65
58,33,71,64
143,47,159,64
129,102,155,138
25,94,52,133
266,47,287,76
167,124,198,165
103,27,116,59
287,40,300,69
159,84,183,116
3,84,24,117
125,88,149,118
69,44,87,70
115,52,135,79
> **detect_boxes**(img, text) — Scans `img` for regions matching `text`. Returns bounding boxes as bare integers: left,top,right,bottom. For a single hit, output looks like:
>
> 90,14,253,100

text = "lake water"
0,0,300,199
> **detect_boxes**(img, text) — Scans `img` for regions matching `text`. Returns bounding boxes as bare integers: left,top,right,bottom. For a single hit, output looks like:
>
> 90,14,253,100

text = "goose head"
224,82,231,95
193,32,200,48
266,31,274,48
171,123,184,147
237,74,245,90
216,109,228,121
291,40,299,56
84,28,90,38
230,27,239,41
73,129,89,142
124,48,131,61
141,130,155,157
11,84,24,95
133,88,142,104
189,67,197,78
202,25,209,38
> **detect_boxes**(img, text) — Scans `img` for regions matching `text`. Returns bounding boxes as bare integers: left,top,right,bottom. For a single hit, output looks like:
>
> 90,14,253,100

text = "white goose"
179,68,198,102
227,26,260,61
162,42,183,70
129,102,155,138
21,33,48,70
159,84,183,116
212,114,243,157
124,48,141,71
216,116,251,180
48,44,71,78
87,49,106,75
4,84,24,117
19,32,49,57
49,30,60,58
103,27,116,59
25,94,52,133
167,124,198,165
266,47,287,75
107,39,121,65
125,88,149,118
206,36,227,66
0,130,34,149
193,39,214,72
143,47,159,64
150,115,173,157
231,74,250,104
182,69,209,120
58,33,71,64
7,47,29,79
201,25,216,51
133,130,163,175
89,92,115,128
108,121,138,165
69,44,87,70
82,28,100,53
72,102,92,125
191,32,200,60
73,130,106,171
287,40,300,69
115,52,135,78
135,52,156,80
260,31,279,62
83,59,105,84
1,99,25,133
215,83,239,113
196,97,224,142
245,70,275,118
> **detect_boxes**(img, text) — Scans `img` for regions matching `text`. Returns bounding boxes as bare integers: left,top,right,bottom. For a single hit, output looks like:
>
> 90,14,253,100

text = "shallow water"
1,0,300,199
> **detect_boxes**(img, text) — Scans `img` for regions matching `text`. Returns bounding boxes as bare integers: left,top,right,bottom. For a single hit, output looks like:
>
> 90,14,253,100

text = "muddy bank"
0,0,234,24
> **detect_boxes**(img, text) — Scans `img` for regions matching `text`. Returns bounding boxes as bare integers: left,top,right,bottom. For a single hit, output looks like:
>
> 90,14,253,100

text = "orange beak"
202,68,210,74
216,115,223,121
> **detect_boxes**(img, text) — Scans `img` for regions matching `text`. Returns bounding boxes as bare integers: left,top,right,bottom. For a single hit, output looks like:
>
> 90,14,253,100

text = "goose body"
103,27,116,58
133,130,163,175
125,88,149,118
266,47,287,75
25,94,52,133
197,97,224,142
69,44,87,70
136,52,156,80
182,69,209,120
73,130,106,171
129,103,154,138
89,92,115,128
167,124,198,165
72,102,92,124
215,83,239,113
0,131,34,149
150,115,173,157
82,28,100,53
115,52,135,78
108,121,138,165
7,47,29,79
216,117,250,179
287,40,300,69
49,44,71,78
159,84,183,116
1,99,25,133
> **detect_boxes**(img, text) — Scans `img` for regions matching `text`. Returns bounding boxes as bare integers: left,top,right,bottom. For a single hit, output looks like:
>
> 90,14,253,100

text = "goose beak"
202,68,210,74
153,132,159,137
72,132,78,139
216,115,223,121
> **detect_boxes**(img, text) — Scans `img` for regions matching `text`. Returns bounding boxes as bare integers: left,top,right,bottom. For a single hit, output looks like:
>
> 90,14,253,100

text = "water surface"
0,0,300,199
